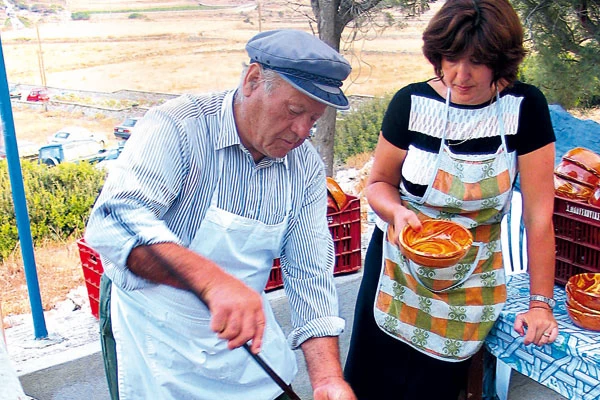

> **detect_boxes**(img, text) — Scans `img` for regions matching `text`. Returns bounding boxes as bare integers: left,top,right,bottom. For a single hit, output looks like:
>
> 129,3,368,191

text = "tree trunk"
308,0,391,175
312,107,337,176
312,0,344,177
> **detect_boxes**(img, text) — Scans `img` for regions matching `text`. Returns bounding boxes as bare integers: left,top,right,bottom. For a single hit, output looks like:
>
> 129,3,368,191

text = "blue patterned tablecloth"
486,273,600,400
485,273,600,400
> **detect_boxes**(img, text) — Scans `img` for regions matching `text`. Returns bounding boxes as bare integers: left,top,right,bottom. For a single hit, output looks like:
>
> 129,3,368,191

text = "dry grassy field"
0,1,436,318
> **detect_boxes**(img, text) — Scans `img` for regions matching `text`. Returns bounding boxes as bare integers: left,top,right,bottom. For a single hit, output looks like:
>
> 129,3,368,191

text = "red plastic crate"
553,196,600,285
76,238,103,319
265,195,362,292
76,196,362,303
266,259,283,291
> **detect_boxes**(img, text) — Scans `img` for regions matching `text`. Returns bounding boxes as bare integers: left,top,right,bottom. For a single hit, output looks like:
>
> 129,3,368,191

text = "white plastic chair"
496,190,528,400
500,190,528,276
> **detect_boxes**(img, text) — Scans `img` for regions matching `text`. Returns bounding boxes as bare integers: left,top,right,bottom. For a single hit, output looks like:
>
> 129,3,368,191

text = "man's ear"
242,63,262,96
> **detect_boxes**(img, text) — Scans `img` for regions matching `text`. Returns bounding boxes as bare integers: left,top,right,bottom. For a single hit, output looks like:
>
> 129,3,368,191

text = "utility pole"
257,0,262,32
0,37,48,340
35,23,48,111
35,23,47,87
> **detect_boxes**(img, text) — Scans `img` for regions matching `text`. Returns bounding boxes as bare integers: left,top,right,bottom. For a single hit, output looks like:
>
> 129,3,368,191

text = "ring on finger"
543,332,551,337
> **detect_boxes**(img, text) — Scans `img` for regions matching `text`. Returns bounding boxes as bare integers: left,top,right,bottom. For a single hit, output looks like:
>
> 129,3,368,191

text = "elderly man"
85,29,356,400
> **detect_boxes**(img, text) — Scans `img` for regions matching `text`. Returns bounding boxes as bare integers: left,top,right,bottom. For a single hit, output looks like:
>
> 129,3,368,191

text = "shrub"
71,11,90,20
0,161,105,260
334,94,393,164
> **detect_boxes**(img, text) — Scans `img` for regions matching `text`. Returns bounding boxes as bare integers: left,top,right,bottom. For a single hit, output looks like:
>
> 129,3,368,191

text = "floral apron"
111,111,296,398
373,88,517,361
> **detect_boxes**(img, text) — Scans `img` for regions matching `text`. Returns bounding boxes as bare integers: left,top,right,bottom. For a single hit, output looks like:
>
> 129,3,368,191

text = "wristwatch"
530,294,556,309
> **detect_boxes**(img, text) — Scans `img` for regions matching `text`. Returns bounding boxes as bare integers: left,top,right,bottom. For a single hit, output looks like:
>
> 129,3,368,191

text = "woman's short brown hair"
422,0,526,86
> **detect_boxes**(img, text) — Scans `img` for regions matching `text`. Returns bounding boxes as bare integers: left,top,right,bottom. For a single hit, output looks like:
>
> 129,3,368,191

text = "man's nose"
291,118,314,140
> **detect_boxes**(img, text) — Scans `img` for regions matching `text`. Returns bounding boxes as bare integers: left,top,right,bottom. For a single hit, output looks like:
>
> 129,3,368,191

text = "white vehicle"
47,126,107,148
38,139,106,166
0,140,39,161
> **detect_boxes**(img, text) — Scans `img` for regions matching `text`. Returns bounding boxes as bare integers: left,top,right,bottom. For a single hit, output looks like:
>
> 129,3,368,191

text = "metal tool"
146,246,302,399
243,343,302,400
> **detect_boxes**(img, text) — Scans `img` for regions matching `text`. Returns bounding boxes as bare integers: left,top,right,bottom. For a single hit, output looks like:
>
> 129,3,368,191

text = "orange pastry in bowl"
566,273,600,311
399,219,473,268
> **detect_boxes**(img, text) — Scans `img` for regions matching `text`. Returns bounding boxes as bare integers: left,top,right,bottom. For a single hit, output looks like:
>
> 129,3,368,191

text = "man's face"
238,66,327,161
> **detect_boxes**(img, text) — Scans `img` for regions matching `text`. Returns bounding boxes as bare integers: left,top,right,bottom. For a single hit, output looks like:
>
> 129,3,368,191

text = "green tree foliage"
0,161,105,260
334,94,393,164
512,0,600,108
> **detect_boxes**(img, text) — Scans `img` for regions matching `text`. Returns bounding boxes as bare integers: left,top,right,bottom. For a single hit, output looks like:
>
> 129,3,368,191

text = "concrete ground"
6,271,568,400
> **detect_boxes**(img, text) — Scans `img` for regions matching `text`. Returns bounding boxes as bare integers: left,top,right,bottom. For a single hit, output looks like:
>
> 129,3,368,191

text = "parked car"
0,140,38,161
9,84,21,99
113,117,140,140
95,143,125,174
38,139,106,166
26,88,50,102
47,126,107,148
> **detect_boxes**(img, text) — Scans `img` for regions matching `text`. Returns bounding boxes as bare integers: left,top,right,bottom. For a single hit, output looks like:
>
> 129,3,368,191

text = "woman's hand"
513,307,559,346
387,206,422,248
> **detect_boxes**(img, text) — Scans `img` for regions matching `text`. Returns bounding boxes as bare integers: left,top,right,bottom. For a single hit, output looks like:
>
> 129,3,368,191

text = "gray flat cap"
246,29,352,110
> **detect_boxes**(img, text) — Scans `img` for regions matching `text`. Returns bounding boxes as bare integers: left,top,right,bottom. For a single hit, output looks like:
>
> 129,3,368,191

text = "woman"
344,1,559,399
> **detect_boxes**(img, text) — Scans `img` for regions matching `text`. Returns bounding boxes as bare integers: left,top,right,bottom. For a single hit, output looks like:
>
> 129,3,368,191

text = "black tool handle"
243,343,302,400
143,246,301,399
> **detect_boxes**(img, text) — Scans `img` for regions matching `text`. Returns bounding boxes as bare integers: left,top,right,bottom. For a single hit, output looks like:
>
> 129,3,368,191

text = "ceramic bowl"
566,273,600,311
399,219,473,268
566,303,600,331
565,288,600,315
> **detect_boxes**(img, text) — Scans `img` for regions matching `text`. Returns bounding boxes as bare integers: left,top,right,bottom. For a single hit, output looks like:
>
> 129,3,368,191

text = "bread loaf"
554,175,594,201
326,177,348,211
554,159,600,188
563,147,600,178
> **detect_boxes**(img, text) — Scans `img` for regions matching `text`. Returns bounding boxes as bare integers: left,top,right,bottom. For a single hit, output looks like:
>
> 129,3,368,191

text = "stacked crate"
77,195,362,316
553,196,600,286
266,194,362,291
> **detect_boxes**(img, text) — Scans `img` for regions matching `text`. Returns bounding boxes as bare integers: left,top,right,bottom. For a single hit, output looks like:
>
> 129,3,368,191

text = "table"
485,273,600,400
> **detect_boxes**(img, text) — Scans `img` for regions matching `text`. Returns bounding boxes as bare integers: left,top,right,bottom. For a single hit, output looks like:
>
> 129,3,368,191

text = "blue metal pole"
0,38,48,339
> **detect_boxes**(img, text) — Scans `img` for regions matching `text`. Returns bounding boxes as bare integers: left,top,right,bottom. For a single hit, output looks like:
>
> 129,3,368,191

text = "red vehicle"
26,88,50,102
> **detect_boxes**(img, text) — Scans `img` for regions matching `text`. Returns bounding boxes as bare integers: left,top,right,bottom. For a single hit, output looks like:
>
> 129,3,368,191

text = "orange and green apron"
373,89,518,361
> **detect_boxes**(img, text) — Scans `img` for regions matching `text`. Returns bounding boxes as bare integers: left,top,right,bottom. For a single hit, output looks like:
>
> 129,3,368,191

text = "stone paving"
3,286,100,378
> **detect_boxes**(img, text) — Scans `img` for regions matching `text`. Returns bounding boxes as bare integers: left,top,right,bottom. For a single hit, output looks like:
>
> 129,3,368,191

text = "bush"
520,50,600,109
71,11,90,20
334,94,393,164
0,161,105,260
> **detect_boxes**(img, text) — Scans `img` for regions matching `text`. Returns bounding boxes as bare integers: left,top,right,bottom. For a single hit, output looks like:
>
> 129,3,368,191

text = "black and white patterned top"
382,80,556,198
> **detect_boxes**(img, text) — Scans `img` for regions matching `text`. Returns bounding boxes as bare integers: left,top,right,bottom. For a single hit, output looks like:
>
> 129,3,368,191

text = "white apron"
111,147,297,399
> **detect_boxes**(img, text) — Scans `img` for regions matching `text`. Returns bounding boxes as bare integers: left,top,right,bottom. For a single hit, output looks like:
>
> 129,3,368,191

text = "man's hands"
313,377,357,400
203,272,266,353
302,337,357,400
128,243,267,353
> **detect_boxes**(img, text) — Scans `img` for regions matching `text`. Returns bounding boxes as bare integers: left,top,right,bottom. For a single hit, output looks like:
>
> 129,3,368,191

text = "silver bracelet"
530,294,556,309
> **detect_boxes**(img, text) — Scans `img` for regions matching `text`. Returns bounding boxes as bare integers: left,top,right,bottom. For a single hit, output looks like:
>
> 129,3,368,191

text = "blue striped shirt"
84,90,344,347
